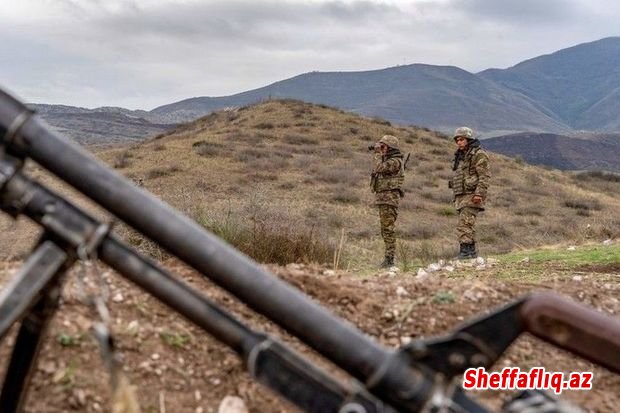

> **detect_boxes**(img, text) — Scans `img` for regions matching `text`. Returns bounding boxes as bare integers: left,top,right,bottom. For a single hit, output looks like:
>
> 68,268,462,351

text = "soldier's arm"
474,152,490,198
374,158,401,175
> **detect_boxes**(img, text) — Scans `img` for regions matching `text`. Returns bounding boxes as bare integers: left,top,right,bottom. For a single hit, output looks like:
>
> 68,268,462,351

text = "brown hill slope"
1,99,619,267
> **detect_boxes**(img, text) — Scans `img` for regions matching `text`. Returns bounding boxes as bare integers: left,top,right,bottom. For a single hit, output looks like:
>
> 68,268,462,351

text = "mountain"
29,104,174,146
30,37,620,149
151,64,571,134
153,37,620,135
479,37,620,131
483,132,620,171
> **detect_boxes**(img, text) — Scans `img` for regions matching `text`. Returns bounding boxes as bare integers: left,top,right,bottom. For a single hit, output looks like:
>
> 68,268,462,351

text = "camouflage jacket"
371,150,404,207
450,140,490,209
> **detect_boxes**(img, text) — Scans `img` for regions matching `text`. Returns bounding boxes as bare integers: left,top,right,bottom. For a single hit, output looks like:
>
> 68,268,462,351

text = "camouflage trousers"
378,205,398,258
457,207,480,243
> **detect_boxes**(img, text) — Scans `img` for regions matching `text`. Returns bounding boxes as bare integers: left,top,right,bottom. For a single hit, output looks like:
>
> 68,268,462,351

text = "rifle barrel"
0,89,432,411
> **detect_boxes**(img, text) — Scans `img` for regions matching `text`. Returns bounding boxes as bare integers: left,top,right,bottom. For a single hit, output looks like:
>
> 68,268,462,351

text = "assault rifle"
0,87,618,412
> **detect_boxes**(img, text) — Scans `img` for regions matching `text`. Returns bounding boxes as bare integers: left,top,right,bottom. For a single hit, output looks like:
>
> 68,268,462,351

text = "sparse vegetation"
192,140,224,157
145,164,181,179
191,206,337,265
160,331,192,348
113,150,133,168
2,98,620,268
57,333,82,347
563,197,602,211
432,291,456,304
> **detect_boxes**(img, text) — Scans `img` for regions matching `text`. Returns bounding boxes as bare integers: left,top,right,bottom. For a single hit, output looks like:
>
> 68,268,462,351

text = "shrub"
278,182,296,190
192,207,336,265
563,197,602,211
437,207,456,216
433,291,455,305
404,220,440,240
145,164,181,179
410,241,454,263
317,167,359,185
246,157,290,171
284,134,319,145
113,151,133,169
397,241,415,272
575,170,620,183
254,122,274,129
160,331,192,348
331,189,360,204
372,117,391,126
234,148,270,162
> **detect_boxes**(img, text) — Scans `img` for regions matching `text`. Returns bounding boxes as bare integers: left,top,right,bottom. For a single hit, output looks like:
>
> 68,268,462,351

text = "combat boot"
457,243,470,260
467,242,478,259
379,256,395,269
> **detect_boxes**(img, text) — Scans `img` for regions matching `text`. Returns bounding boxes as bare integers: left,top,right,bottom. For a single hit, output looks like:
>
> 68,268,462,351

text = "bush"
331,189,360,204
372,117,391,126
317,168,359,185
410,241,454,264
404,220,440,240
192,207,336,265
284,134,318,145
234,148,270,162
145,164,181,179
437,206,456,216
254,122,274,129
575,170,620,183
113,151,133,169
563,197,602,211
193,140,224,157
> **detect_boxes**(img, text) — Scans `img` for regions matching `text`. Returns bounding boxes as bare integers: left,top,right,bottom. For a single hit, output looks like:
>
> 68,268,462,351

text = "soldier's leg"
379,205,398,259
457,207,479,244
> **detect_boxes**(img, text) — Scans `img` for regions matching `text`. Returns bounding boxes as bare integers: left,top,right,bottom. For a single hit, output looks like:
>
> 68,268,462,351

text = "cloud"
447,0,585,25
0,0,619,109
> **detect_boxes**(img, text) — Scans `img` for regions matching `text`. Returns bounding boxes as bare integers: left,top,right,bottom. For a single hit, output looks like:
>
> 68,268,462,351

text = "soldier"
369,135,405,268
449,127,490,259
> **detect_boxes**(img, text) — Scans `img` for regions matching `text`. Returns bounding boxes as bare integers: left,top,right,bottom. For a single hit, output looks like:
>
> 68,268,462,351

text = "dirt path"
0,257,618,412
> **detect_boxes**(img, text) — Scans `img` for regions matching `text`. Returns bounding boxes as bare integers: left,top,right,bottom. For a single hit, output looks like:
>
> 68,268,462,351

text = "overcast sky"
1,0,618,110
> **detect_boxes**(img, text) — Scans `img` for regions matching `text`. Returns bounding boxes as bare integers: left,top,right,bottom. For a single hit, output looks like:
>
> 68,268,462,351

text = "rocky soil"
0,256,618,413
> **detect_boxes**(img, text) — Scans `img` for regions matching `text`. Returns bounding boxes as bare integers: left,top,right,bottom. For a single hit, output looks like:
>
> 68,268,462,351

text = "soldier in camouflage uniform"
370,135,405,268
449,127,490,259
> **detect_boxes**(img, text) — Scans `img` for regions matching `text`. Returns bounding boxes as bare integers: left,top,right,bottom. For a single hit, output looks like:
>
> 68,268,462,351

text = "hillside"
0,100,618,412
4,99,618,265
29,104,174,146
483,132,620,171
151,64,570,134
479,37,620,131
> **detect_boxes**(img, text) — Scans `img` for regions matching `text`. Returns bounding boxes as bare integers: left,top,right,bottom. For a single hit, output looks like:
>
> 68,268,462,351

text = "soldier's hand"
472,195,483,204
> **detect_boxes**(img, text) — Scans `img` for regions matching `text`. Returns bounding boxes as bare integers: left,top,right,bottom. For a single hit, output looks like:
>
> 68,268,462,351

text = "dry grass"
2,99,620,270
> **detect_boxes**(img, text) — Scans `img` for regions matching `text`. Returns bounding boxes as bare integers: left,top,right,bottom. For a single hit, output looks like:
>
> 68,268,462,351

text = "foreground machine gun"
0,87,618,413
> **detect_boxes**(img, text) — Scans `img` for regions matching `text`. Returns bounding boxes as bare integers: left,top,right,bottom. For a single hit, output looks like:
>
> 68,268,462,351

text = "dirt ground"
0,256,618,413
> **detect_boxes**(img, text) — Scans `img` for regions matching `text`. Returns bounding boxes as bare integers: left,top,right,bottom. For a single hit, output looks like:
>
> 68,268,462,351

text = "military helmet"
453,126,474,141
379,134,399,150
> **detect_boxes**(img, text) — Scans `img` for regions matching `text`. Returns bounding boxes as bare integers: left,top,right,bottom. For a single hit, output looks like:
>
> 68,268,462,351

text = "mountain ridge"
29,37,620,161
